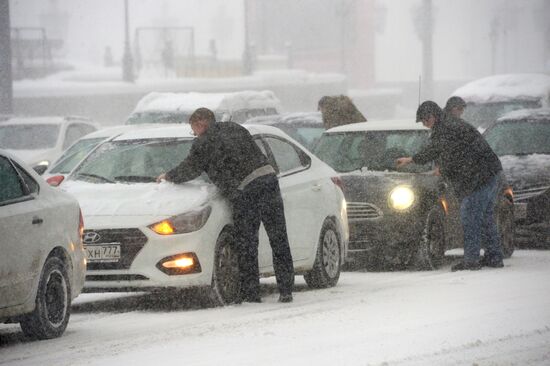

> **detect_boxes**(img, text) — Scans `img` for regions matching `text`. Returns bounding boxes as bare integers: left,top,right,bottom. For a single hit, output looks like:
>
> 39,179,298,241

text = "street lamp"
122,0,134,82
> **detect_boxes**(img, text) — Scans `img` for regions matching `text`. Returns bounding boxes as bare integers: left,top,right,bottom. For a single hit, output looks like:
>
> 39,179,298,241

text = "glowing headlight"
149,206,212,235
389,186,415,211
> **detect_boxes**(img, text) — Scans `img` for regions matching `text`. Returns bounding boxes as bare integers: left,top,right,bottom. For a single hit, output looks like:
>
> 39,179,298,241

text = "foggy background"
5,0,549,124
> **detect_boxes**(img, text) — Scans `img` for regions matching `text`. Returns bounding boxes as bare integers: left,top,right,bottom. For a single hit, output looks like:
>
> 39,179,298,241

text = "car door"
256,135,325,268
0,156,44,308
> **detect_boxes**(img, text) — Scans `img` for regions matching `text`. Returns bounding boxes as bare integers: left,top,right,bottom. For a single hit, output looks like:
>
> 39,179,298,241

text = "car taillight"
46,175,65,187
79,208,84,238
331,176,345,192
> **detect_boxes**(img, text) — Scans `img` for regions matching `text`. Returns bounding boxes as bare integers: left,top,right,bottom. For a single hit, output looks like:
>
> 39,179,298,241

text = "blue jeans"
460,175,503,265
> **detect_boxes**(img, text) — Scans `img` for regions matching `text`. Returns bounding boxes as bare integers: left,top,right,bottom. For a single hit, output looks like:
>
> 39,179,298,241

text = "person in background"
318,95,366,130
444,96,467,119
156,108,294,303
396,101,504,271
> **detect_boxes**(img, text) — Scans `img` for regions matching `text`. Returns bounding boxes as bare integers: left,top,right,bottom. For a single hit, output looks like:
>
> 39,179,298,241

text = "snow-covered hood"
500,154,550,191
61,180,217,222
3,148,54,165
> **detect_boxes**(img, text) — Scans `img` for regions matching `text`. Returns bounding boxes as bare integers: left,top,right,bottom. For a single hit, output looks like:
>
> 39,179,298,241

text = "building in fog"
245,0,377,89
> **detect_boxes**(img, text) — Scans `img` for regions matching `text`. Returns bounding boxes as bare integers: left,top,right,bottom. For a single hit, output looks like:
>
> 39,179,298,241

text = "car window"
12,161,39,194
0,156,26,203
50,137,106,174
0,124,60,150
64,124,88,149
72,138,194,183
484,120,550,156
264,136,306,174
463,101,541,129
315,131,431,173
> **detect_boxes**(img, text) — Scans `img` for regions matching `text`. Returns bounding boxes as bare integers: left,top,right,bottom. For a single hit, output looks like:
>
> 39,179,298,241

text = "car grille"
347,202,383,221
83,228,148,270
514,186,549,201
86,274,149,281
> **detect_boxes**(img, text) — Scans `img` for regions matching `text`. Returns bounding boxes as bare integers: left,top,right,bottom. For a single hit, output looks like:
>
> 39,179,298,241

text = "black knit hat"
445,96,466,111
416,101,443,122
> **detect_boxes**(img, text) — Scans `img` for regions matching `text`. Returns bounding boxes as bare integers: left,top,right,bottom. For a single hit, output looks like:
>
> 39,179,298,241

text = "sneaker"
480,256,504,268
278,294,293,303
451,261,482,272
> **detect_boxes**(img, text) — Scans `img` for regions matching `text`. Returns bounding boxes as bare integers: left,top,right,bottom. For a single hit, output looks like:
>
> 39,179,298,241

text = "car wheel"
497,207,515,258
304,220,341,288
211,230,241,305
416,207,446,270
20,256,71,339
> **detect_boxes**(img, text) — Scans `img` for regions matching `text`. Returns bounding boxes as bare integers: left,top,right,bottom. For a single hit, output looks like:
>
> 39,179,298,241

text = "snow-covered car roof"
132,90,281,113
452,73,550,104
82,123,171,139
324,119,426,133
111,123,290,141
496,108,550,122
245,112,322,126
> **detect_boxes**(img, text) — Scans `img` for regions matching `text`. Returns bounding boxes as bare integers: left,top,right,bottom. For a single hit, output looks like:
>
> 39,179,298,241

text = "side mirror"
33,164,48,175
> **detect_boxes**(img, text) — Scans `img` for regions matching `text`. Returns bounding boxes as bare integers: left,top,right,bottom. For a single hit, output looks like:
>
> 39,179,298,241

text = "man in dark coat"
396,101,504,271
157,108,294,302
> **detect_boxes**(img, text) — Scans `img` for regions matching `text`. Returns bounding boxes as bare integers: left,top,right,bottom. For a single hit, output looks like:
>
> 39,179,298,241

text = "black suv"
314,120,515,270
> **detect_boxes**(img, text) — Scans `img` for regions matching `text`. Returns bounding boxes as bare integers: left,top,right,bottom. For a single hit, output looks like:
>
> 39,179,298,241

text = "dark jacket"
412,115,502,198
166,122,272,198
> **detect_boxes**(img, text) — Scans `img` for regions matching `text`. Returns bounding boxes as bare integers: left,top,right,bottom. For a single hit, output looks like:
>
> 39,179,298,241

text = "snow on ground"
1,250,550,366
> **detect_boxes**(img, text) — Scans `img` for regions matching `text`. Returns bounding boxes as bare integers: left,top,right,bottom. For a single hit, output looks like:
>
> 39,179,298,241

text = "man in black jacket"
157,108,294,302
396,101,504,271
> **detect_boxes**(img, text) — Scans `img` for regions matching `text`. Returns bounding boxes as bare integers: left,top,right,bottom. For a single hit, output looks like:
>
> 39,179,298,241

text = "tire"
304,220,341,288
497,207,515,258
415,207,446,270
210,230,241,305
20,256,71,339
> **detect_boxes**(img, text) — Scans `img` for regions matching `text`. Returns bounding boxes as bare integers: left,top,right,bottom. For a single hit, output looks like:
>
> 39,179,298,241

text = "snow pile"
453,73,550,104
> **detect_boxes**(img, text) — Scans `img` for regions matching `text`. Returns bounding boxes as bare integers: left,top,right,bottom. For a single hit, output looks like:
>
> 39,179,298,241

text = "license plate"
85,243,121,263
514,203,527,220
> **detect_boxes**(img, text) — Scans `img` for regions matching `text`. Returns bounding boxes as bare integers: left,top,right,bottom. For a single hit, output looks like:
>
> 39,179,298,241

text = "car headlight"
389,186,415,211
149,206,212,235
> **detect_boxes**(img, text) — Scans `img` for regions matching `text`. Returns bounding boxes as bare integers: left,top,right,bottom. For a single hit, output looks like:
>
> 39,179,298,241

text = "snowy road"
1,250,550,366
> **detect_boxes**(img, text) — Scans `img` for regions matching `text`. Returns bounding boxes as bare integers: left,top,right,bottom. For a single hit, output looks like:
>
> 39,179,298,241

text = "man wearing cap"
396,101,504,271
156,107,294,303
444,96,467,119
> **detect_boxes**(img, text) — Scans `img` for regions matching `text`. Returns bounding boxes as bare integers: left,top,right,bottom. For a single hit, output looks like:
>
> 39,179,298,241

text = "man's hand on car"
396,157,413,168
156,173,167,183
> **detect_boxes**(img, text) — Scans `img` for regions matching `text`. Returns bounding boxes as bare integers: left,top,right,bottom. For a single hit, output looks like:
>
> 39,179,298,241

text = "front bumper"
346,212,423,263
82,224,221,292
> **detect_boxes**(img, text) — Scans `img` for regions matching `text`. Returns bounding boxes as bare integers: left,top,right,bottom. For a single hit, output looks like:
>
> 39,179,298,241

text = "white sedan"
0,149,86,339
61,124,348,304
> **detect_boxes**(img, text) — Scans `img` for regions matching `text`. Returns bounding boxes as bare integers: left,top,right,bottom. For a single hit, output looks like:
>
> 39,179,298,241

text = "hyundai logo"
83,231,101,244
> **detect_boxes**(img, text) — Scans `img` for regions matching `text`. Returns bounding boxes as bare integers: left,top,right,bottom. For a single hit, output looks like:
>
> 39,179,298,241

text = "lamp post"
0,0,13,114
122,0,134,82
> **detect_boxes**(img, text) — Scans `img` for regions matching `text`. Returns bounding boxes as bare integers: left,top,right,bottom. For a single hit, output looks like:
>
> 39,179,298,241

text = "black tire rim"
44,269,68,327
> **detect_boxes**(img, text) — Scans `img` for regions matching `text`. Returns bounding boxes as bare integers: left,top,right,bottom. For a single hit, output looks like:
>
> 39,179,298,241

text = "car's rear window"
49,137,106,174
463,101,540,129
484,120,550,156
314,130,431,173
0,124,60,150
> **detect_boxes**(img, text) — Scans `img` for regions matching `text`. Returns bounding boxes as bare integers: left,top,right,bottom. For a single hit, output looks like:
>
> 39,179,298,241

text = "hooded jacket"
412,115,502,198
165,122,273,198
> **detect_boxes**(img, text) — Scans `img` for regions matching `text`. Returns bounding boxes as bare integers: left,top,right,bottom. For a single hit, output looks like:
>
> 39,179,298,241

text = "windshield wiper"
114,175,156,183
75,172,114,183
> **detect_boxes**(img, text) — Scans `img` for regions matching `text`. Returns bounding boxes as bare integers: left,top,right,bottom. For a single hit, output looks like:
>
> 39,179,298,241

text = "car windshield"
462,101,540,129
314,130,431,173
0,124,60,149
49,137,106,174
71,138,194,183
484,120,550,156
